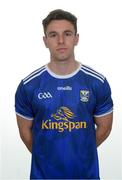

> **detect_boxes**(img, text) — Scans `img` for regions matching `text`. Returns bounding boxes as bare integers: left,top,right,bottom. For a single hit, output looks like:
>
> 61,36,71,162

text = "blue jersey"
15,63,113,179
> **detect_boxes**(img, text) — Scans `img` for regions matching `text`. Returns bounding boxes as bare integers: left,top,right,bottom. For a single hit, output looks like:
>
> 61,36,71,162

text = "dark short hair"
42,9,77,35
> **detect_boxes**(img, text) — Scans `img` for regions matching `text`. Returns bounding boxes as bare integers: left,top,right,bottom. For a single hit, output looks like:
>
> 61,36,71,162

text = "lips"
56,48,67,52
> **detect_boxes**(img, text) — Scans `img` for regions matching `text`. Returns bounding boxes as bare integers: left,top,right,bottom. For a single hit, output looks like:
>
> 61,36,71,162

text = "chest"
31,78,96,117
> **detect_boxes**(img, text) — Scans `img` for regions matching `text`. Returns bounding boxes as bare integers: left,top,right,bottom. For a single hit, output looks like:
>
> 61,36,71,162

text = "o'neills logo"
41,106,87,132
57,86,72,91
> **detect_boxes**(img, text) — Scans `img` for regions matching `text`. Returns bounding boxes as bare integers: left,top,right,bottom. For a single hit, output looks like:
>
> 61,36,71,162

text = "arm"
16,115,33,153
94,112,113,147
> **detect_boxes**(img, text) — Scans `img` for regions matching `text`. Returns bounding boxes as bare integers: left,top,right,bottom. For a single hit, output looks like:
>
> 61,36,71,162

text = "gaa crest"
80,90,90,102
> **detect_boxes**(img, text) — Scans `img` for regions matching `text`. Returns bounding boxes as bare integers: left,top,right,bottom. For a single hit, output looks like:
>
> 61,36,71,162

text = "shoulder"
16,65,47,95
80,64,112,99
80,64,105,84
22,65,46,85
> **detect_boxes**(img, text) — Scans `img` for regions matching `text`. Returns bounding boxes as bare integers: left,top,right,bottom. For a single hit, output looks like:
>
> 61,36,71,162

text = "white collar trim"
45,62,82,79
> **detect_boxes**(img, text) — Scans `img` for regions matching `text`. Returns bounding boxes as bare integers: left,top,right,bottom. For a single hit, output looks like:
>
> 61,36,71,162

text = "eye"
48,33,57,38
65,32,73,36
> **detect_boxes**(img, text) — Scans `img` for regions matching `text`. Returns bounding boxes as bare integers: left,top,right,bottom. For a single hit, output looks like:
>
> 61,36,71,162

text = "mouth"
56,48,68,52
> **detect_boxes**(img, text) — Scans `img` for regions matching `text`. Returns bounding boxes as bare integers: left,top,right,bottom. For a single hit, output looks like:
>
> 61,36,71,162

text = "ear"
74,34,79,46
43,36,48,48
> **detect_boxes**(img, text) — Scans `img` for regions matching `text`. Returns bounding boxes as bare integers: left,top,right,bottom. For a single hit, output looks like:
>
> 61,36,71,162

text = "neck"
47,59,79,75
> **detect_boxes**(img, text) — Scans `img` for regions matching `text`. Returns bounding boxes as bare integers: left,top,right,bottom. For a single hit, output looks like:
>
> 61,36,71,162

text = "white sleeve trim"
94,108,113,118
16,112,34,120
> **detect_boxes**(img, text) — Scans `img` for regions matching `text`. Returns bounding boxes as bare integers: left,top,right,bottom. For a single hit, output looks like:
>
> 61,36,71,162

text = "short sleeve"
15,81,34,120
94,78,113,117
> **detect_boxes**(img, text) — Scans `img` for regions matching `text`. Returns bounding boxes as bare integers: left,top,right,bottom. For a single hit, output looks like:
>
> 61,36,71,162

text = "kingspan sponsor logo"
41,106,87,132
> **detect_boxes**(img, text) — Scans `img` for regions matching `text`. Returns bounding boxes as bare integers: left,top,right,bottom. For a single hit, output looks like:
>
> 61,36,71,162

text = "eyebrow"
64,30,74,34
47,31,57,35
47,30,74,36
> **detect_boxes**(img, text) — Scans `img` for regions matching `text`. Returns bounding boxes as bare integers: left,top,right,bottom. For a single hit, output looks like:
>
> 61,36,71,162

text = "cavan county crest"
80,90,90,102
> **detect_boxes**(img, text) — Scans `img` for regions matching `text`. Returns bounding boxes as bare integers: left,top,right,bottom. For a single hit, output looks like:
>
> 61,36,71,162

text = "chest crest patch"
80,90,90,102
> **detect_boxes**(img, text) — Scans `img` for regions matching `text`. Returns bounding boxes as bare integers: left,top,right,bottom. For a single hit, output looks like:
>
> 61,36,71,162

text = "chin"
56,58,69,62
56,55,71,62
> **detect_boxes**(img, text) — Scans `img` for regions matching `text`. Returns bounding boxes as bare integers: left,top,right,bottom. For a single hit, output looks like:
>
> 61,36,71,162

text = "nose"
58,35,64,44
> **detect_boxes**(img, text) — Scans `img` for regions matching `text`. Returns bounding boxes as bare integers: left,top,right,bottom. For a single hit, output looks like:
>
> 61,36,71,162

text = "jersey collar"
45,62,82,79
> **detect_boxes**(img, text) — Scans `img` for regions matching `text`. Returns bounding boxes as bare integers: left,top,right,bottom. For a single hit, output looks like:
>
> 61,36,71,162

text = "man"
15,9,113,179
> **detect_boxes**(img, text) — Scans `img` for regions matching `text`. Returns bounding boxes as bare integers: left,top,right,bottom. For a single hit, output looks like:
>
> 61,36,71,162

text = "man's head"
42,9,77,35
42,9,79,62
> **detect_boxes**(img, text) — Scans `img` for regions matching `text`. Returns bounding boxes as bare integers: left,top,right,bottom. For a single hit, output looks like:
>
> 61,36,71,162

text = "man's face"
43,20,79,62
